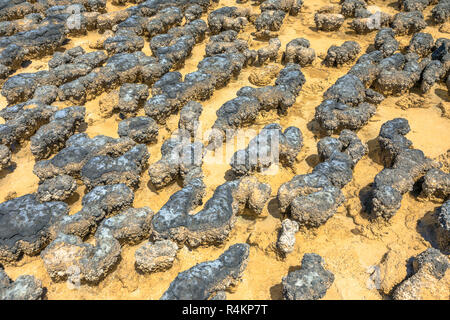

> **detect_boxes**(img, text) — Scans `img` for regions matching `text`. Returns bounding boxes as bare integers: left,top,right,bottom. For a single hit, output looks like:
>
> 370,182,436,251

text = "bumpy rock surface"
36,174,77,202
283,38,315,67
33,133,136,181
80,144,149,190
0,144,11,170
42,206,153,283
118,116,158,144
178,101,203,137
315,99,376,134
161,243,250,300
211,63,305,146
230,123,303,175
0,267,44,300
393,248,449,300
278,130,366,227
436,201,450,253
391,11,427,35
151,176,271,247
0,103,57,146
314,13,344,31
324,41,361,67
277,219,299,256
282,253,334,300
30,106,85,160
148,132,203,189
135,240,179,273
420,168,450,201
370,118,439,219
0,194,69,262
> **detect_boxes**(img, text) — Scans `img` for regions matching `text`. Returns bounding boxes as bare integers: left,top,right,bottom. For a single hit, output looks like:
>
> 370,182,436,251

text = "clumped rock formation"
36,174,77,202
230,123,303,175
370,118,439,219
282,253,334,300
0,267,44,300
393,248,449,300
161,243,250,300
148,132,204,189
276,219,299,256
118,116,158,144
30,106,86,160
323,41,361,67
178,101,203,137
283,38,315,67
315,99,376,134
278,130,367,228
211,63,305,146
151,176,271,247
0,194,69,262
436,201,450,253
33,133,136,181
42,206,154,283
135,239,179,273
0,0,449,301
314,13,344,31
0,144,11,170
80,144,149,190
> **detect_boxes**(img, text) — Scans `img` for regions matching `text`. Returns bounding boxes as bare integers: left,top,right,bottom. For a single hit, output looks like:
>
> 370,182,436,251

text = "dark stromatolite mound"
116,83,149,116
0,267,44,300
0,144,11,170
407,32,434,58
56,183,134,239
230,123,303,175
323,74,366,106
372,53,422,96
0,103,57,146
80,144,149,190
33,133,136,181
253,10,286,39
370,118,439,219
151,176,271,247
390,11,427,35
420,60,446,94
393,248,449,300
160,243,250,300
36,174,77,202
178,101,203,138
118,116,158,144
374,28,399,57
207,6,251,35
41,206,153,283
420,169,450,201
432,0,450,24
282,253,334,300
0,194,69,262
211,63,305,146
323,41,360,67
283,38,315,67
278,130,366,227
277,218,299,256
314,13,344,31
148,132,204,189
30,106,85,160
144,52,244,125
314,99,376,134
